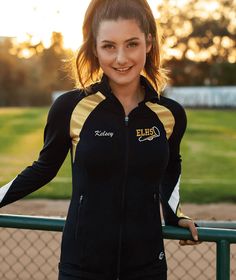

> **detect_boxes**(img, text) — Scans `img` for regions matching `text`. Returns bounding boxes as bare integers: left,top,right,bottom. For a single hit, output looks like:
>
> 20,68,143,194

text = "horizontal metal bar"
0,214,236,243
163,226,236,243
196,220,236,229
0,214,64,232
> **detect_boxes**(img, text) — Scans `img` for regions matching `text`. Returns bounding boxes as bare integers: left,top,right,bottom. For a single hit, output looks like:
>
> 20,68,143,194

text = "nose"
116,48,128,65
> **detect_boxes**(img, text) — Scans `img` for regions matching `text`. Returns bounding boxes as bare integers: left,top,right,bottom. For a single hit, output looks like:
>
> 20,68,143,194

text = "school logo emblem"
136,126,160,142
159,251,165,260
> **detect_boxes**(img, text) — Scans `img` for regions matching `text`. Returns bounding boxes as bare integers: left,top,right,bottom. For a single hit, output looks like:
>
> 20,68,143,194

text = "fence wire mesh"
0,227,235,280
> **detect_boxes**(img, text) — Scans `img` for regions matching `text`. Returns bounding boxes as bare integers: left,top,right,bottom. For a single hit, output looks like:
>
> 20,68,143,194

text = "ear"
146,33,152,54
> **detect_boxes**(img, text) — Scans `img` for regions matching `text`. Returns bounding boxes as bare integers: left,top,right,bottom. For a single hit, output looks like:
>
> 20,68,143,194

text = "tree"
0,32,74,106
157,0,236,85
0,39,27,106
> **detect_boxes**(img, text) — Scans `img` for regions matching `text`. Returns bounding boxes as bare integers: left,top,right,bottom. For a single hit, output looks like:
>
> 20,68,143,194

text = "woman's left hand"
178,218,202,246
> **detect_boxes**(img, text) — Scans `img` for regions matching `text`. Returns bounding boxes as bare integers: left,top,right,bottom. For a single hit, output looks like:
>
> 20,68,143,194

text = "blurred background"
0,0,236,203
0,0,235,106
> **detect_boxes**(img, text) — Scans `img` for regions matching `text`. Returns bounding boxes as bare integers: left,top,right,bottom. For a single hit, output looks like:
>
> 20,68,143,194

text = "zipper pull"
124,116,129,126
79,195,83,203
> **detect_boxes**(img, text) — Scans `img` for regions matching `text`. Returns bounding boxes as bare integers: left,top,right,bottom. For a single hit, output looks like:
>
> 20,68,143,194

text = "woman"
0,0,200,279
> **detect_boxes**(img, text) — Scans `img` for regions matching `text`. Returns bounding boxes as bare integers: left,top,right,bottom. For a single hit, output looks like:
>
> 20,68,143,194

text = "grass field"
0,107,236,203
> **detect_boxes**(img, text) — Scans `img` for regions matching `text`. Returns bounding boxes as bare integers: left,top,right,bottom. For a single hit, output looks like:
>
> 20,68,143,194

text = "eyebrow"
100,37,140,43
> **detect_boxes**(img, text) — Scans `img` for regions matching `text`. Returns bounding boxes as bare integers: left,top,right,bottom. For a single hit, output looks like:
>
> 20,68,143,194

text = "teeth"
115,67,131,72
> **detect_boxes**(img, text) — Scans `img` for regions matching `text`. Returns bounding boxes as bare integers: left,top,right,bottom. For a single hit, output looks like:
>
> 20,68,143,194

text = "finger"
188,222,199,241
179,240,186,246
186,240,201,245
179,239,202,246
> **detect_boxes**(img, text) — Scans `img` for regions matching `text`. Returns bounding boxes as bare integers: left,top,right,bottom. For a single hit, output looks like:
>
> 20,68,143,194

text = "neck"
109,77,143,100
108,77,144,116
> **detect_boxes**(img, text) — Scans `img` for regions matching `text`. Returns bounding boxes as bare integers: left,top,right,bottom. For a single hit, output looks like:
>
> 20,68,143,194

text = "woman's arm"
0,92,77,208
159,98,188,226
159,99,200,244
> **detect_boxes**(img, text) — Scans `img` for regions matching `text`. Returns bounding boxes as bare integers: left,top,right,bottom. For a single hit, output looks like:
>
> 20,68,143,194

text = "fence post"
216,240,230,280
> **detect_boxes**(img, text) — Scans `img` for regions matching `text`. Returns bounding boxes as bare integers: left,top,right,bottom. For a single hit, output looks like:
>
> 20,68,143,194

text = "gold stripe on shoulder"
145,102,175,139
70,91,106,162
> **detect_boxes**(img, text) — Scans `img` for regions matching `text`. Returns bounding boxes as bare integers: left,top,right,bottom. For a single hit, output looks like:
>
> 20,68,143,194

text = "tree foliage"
0,0,235,106
0,32,74,106
158,0,236,86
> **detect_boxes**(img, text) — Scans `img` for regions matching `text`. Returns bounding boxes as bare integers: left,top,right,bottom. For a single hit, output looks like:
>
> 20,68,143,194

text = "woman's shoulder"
51,87,90,110
159,95,186,121
158,95,187,135
53,88,86,107
47,88,87,122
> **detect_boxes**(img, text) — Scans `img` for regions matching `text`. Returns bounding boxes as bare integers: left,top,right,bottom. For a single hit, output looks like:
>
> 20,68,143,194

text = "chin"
107,69,141,86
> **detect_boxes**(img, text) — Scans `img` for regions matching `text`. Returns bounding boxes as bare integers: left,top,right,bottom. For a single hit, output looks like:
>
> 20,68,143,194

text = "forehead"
96,19,145,41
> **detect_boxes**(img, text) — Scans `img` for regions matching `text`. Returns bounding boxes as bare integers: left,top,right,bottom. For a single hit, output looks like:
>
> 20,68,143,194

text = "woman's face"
95,18,152,89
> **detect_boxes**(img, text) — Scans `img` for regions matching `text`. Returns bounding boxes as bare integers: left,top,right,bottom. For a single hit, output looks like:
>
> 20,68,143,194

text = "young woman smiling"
0,1,200,279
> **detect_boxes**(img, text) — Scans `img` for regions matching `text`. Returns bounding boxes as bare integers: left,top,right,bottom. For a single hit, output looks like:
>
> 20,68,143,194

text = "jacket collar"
140,75,160,102
90,74,160,103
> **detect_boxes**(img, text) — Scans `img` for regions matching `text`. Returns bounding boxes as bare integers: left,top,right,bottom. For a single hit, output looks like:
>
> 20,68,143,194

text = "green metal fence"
0,214,236,280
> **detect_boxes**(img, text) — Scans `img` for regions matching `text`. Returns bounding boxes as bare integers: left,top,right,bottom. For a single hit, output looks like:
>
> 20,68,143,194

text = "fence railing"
163,224,236,280
0,214,236,280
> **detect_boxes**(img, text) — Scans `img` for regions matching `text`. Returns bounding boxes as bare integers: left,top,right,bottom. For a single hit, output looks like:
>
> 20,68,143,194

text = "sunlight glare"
0,0,89,50
168,48,182,60
228,50,236,63
222,36,234,49
147,0,162,18
0,0,165,50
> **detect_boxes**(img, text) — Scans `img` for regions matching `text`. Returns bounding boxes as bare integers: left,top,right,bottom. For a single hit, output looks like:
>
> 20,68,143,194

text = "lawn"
181,109,236,203
0,107,236,203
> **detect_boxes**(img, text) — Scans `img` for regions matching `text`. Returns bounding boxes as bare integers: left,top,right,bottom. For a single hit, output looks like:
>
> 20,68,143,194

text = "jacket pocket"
75,194,84,240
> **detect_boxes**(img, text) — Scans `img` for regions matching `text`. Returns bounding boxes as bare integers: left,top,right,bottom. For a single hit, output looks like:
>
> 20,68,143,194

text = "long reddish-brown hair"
74,0,168,94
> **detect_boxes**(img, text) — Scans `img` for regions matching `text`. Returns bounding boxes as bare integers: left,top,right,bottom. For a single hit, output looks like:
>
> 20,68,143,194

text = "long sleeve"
159,98,190,226
0,92,78,208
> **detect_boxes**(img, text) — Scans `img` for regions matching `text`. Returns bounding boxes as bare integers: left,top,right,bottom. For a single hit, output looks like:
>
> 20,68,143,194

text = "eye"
127,41,139,48
102,44,115,50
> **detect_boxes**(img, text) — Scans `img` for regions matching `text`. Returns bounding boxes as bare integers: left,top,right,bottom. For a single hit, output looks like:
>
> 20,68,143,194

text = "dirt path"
1,199,236,221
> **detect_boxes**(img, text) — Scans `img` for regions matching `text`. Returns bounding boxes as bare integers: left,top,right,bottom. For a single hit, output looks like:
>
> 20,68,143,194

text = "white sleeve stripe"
168,175,181,214
0,178,15,203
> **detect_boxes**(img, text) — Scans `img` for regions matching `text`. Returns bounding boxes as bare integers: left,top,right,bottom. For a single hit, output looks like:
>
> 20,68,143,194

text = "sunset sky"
0,0,166,49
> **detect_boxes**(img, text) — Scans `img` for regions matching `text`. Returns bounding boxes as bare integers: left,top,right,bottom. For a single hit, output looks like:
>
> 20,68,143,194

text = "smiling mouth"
113,66,133,73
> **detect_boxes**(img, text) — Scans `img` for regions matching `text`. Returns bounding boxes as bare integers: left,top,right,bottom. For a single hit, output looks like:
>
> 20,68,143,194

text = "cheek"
132,46,147,59
133,49,147,66
97,51,113,66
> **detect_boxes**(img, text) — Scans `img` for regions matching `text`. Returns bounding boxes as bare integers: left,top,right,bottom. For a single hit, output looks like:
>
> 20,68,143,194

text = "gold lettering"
136,127,157,138
136,129,142,137
140,129,145,136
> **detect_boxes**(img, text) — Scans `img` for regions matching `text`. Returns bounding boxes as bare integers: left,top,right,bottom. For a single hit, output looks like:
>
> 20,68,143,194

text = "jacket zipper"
116,115,129,280
75,194,84,240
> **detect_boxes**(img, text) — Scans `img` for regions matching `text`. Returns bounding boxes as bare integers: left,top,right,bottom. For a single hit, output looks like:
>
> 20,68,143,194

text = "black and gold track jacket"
0,75,188,279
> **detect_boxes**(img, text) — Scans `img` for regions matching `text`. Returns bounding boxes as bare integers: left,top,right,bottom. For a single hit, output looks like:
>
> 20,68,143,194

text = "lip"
113,66,133,73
